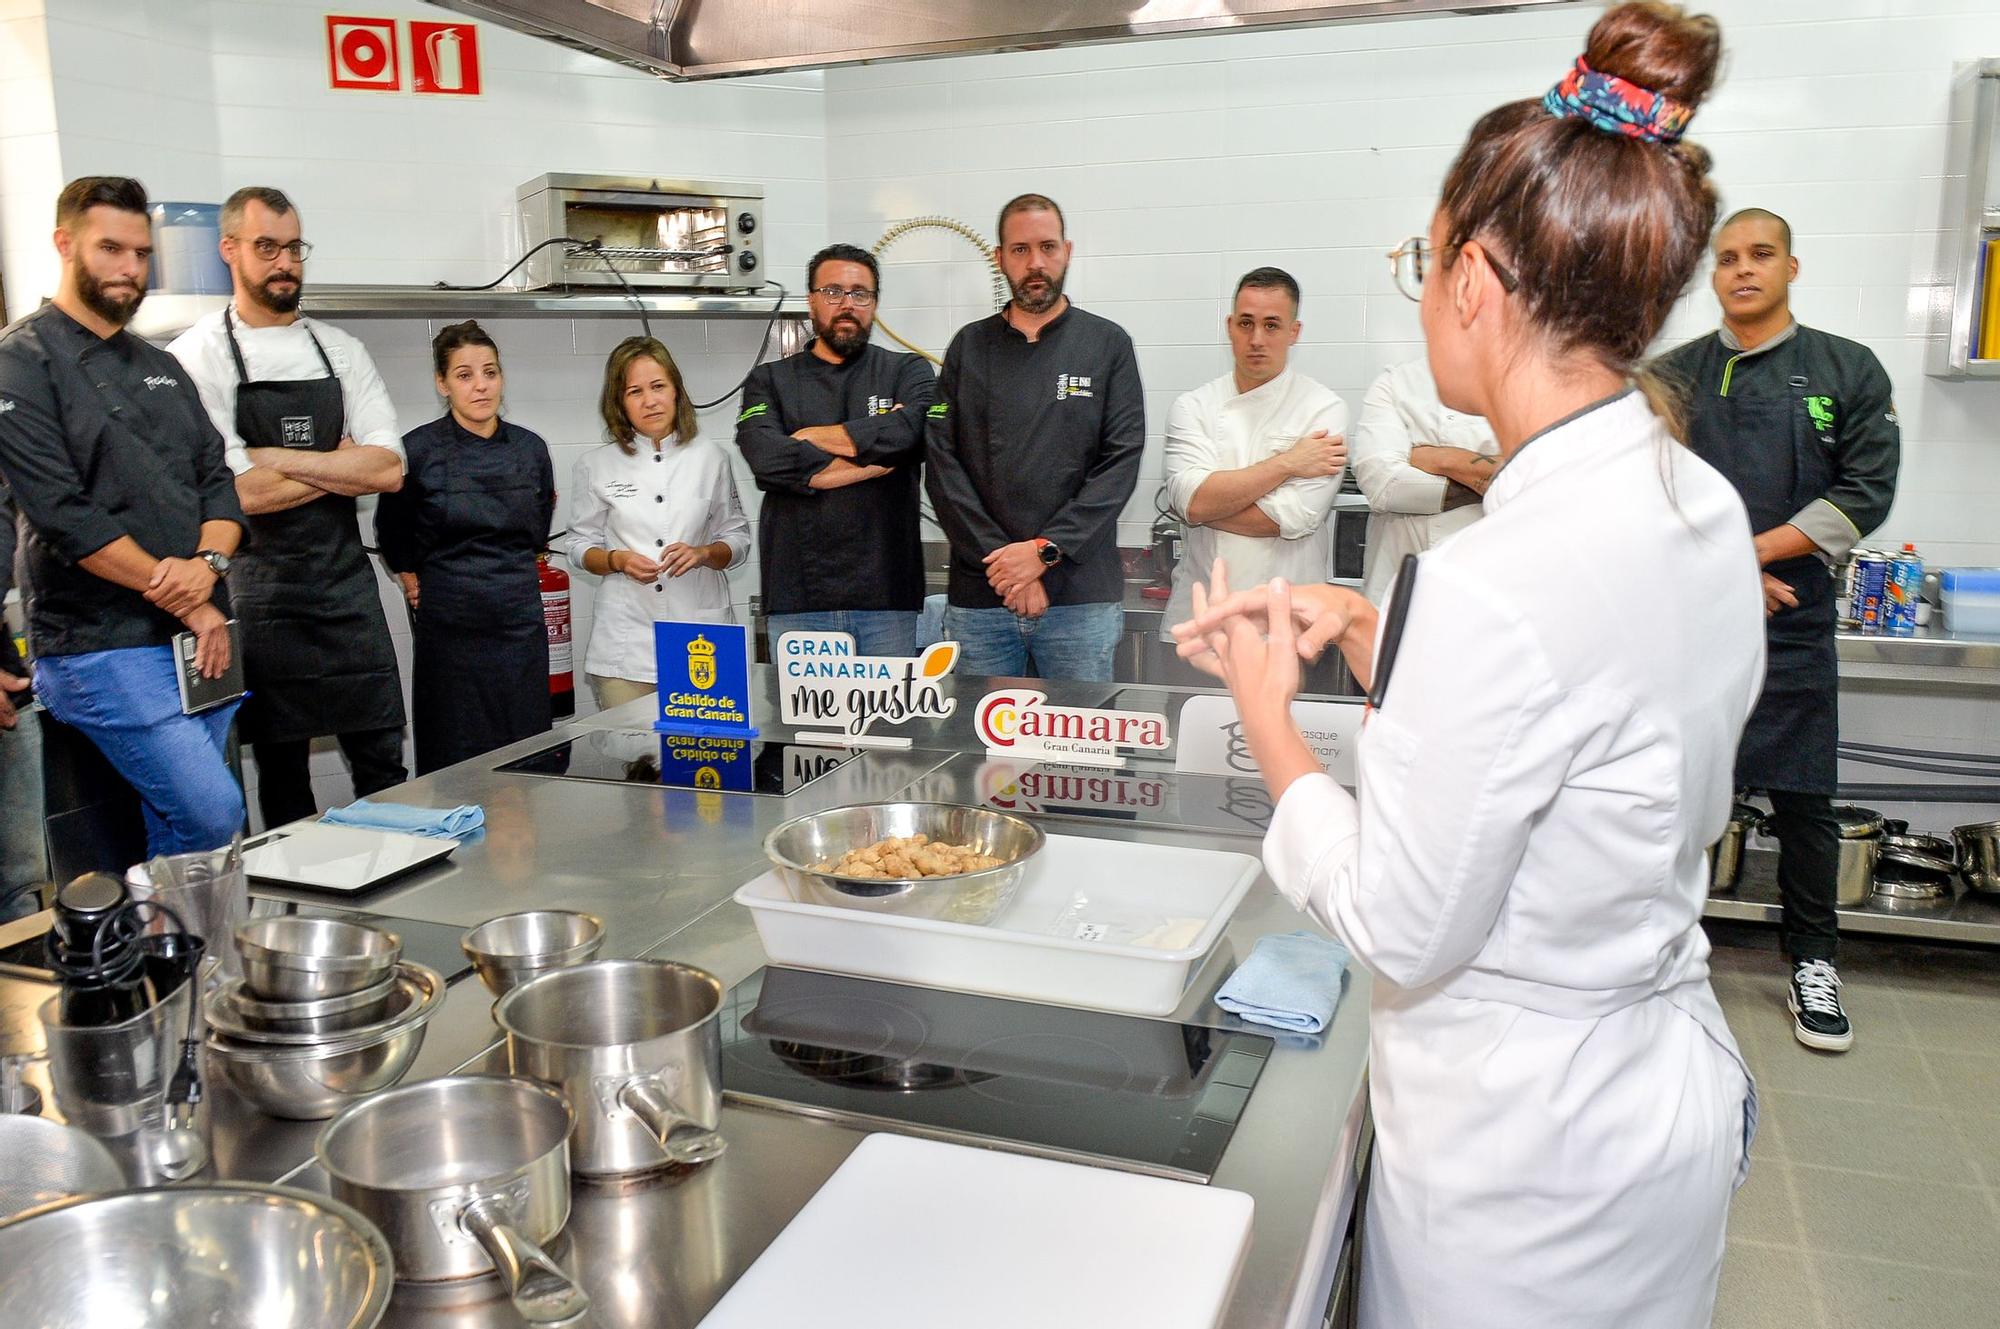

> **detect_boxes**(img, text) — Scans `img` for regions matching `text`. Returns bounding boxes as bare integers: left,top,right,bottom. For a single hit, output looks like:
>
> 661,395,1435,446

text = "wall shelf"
1929,59,2000,380
130,286,805,341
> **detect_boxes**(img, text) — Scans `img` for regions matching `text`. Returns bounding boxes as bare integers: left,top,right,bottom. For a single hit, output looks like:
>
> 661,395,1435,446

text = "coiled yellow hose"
870,216,1007,366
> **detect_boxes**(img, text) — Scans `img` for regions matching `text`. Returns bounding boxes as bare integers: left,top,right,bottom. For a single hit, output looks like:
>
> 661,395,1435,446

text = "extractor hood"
425,0,1578,81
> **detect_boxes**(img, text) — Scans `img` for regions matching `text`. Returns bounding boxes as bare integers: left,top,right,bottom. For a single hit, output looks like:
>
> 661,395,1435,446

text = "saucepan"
1953,820,2000,897
316,1075,588,1326
1707,802,1763,895
498,960,726,1178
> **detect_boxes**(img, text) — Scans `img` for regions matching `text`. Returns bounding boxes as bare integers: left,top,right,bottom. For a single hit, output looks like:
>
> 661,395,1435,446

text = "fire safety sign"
325,15,484,97
325,15,400,92
410,21,482,96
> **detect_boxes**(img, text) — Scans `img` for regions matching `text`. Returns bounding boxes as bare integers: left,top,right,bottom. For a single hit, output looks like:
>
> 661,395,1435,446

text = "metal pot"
1707,803,1763,895
1836,834,1881,908
498,960,726,1178
1833,805,1886,840
1952,820,2000,896
316,1075,588,1326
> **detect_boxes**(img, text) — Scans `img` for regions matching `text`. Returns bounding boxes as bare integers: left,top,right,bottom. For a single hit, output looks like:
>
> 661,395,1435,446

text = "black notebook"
173,619,248,715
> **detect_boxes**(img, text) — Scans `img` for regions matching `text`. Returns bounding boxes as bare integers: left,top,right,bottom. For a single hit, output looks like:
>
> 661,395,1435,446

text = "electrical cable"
690,280,790,410
430,236,583,292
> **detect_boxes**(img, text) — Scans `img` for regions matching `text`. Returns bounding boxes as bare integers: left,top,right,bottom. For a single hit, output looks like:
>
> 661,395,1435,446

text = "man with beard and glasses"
0,176,247,856
926,194,1144,681
736,242,936,657
169,186,409,830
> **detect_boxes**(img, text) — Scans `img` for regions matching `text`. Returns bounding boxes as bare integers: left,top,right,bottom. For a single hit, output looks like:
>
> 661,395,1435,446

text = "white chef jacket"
567,434,750,683
1348,359,1497,604
1161,369,1346,637
167,308,405,474
1263,392,1766,1329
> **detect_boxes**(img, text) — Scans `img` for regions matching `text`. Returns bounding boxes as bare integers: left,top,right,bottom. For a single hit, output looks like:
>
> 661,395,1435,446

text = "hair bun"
1584,1,1721,112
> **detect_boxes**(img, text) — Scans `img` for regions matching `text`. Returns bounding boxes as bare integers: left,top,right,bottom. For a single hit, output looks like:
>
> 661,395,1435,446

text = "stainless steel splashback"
426,0,1579,81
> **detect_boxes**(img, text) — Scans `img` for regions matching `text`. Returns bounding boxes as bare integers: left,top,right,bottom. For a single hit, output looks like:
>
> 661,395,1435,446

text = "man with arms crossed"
736,243,935,657
1162,266,1347,638
170,186,408,827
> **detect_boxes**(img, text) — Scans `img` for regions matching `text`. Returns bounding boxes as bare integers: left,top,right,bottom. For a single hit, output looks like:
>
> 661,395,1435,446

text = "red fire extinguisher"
539,552,574,720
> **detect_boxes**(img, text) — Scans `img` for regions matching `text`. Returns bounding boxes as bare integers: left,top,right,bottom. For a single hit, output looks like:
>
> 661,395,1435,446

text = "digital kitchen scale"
719,967,1272,1183
494,729,864,797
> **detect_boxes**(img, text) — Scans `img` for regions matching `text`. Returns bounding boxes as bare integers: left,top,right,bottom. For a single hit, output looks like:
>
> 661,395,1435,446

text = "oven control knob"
736,212,757,235
739,252,758,272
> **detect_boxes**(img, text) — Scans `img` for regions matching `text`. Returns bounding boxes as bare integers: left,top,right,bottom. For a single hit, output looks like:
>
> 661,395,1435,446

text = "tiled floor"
1707,926,2000,1329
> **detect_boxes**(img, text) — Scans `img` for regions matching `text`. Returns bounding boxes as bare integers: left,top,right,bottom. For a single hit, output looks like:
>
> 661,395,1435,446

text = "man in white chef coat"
169,186,409,831
1349,359,1500,604
1160,267,1346,638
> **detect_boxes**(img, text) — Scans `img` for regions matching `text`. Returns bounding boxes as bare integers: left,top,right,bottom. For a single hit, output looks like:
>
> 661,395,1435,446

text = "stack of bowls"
205,917,441,1120
460,910,605,1000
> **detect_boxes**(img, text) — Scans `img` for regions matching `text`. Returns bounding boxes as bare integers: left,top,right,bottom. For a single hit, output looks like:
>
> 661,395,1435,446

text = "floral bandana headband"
1542,56,1693,145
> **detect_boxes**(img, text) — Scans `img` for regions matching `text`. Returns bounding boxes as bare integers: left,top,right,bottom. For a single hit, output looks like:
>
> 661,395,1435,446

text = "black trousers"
252,726,408,830
1763,789,1840,963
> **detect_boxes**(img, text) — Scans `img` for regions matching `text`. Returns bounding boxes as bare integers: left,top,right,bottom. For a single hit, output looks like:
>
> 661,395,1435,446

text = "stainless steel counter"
211,667,1371,1329
1836,623,2000,690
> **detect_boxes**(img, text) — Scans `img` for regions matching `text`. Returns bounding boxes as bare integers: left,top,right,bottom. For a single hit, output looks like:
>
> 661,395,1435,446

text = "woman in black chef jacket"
376,321,557,774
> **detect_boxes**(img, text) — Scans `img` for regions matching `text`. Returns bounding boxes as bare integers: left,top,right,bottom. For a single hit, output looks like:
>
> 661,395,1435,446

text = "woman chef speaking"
1176,4,1764,1326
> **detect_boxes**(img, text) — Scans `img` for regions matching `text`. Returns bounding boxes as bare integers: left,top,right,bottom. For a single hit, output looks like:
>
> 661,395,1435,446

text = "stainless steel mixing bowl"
205,967,443,1119
763,802,1043,924
461,910,605,998
207,963,440,1046
0,1182,393,1328
236,916,402,1001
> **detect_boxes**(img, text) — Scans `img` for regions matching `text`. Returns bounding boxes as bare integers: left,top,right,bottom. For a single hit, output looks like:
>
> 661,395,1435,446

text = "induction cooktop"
495,729,864,797
963,754,1276,838
719,967,1271,1183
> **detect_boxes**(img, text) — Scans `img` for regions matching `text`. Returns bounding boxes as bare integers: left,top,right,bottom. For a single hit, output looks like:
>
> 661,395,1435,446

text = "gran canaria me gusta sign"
777,631,959,746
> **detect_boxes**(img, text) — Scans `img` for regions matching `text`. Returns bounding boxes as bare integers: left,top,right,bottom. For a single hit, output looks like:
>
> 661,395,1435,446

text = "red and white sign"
325,15,400,91
410,20,481,96
975,690,1170,769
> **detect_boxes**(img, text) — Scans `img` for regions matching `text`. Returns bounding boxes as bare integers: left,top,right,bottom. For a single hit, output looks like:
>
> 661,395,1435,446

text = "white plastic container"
735,833,1262,1016
1940,568,2000,636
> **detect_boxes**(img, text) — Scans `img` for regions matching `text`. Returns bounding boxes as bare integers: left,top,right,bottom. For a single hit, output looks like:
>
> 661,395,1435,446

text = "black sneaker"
1788,959,1853,1052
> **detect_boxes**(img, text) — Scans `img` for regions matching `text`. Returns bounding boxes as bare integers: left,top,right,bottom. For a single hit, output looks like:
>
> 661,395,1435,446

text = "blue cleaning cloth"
321,799,485,840
1215,931,1351,1034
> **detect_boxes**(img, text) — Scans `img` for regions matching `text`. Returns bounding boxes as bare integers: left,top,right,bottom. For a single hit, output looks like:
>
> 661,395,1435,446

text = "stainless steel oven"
516,173,764,290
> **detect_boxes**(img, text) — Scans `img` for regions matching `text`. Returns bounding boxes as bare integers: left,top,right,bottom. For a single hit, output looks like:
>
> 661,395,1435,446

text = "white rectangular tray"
734,832,1261,1016
697,1133,1254,1329
241,822,457,893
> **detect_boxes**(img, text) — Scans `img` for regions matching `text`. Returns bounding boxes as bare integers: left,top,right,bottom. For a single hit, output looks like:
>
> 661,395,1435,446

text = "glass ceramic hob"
494,730,864,797
719,967,1272,1182
963,754,1277,838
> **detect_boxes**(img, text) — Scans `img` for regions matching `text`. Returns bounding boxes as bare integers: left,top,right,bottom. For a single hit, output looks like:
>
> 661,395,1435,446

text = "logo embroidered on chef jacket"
606,480,639,499
737,403,768,424
0,398,14,414
866,395,895,416
1804,395,1836,433
142,375,179,390
280,416,315,446
1055,373,1093,401
926,403,948,419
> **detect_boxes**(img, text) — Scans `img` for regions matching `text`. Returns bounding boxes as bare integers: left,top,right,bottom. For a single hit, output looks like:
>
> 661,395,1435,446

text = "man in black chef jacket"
926,194,1145,681
168,187,408,829
736,243,935,657
0,176,247,857
1659,208,1899,1053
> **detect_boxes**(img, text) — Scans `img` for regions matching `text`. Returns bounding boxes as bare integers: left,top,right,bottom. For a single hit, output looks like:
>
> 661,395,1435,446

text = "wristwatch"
1034,538,1062,568
196,549,231,579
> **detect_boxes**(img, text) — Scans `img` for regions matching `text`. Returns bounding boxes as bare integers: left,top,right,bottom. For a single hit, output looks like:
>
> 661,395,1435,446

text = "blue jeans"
33,645,245,857
944,601,1125,682
768,610,920,659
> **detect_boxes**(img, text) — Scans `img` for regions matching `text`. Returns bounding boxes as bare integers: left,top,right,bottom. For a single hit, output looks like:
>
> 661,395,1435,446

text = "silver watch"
197,549,231,578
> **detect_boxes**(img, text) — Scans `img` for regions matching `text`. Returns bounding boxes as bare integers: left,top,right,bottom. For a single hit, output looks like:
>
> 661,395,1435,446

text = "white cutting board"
698,1134,1255,1329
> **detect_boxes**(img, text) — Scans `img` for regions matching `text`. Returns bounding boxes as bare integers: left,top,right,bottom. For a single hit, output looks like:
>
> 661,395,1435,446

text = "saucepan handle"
460,1197,591,1327
618,1075,726,1165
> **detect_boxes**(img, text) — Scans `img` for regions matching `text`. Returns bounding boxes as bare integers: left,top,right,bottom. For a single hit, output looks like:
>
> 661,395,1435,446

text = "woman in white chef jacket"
569,336,750,712
1348,358,1499,604
1176,6,1764,1327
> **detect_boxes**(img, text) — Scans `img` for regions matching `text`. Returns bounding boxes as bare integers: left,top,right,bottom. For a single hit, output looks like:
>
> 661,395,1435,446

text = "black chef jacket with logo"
0,304,243,657
736,341,935,615
925,304,1146,609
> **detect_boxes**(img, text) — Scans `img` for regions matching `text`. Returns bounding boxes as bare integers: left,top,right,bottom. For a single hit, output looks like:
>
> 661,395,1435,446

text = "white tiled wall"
1,0,827,314
823,0,2000,565
0,2,61,312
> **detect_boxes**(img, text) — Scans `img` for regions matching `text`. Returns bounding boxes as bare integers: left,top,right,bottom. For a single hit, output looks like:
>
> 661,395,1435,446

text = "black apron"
1684,339,1838,795
408,418,551,775
225,308,404,744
